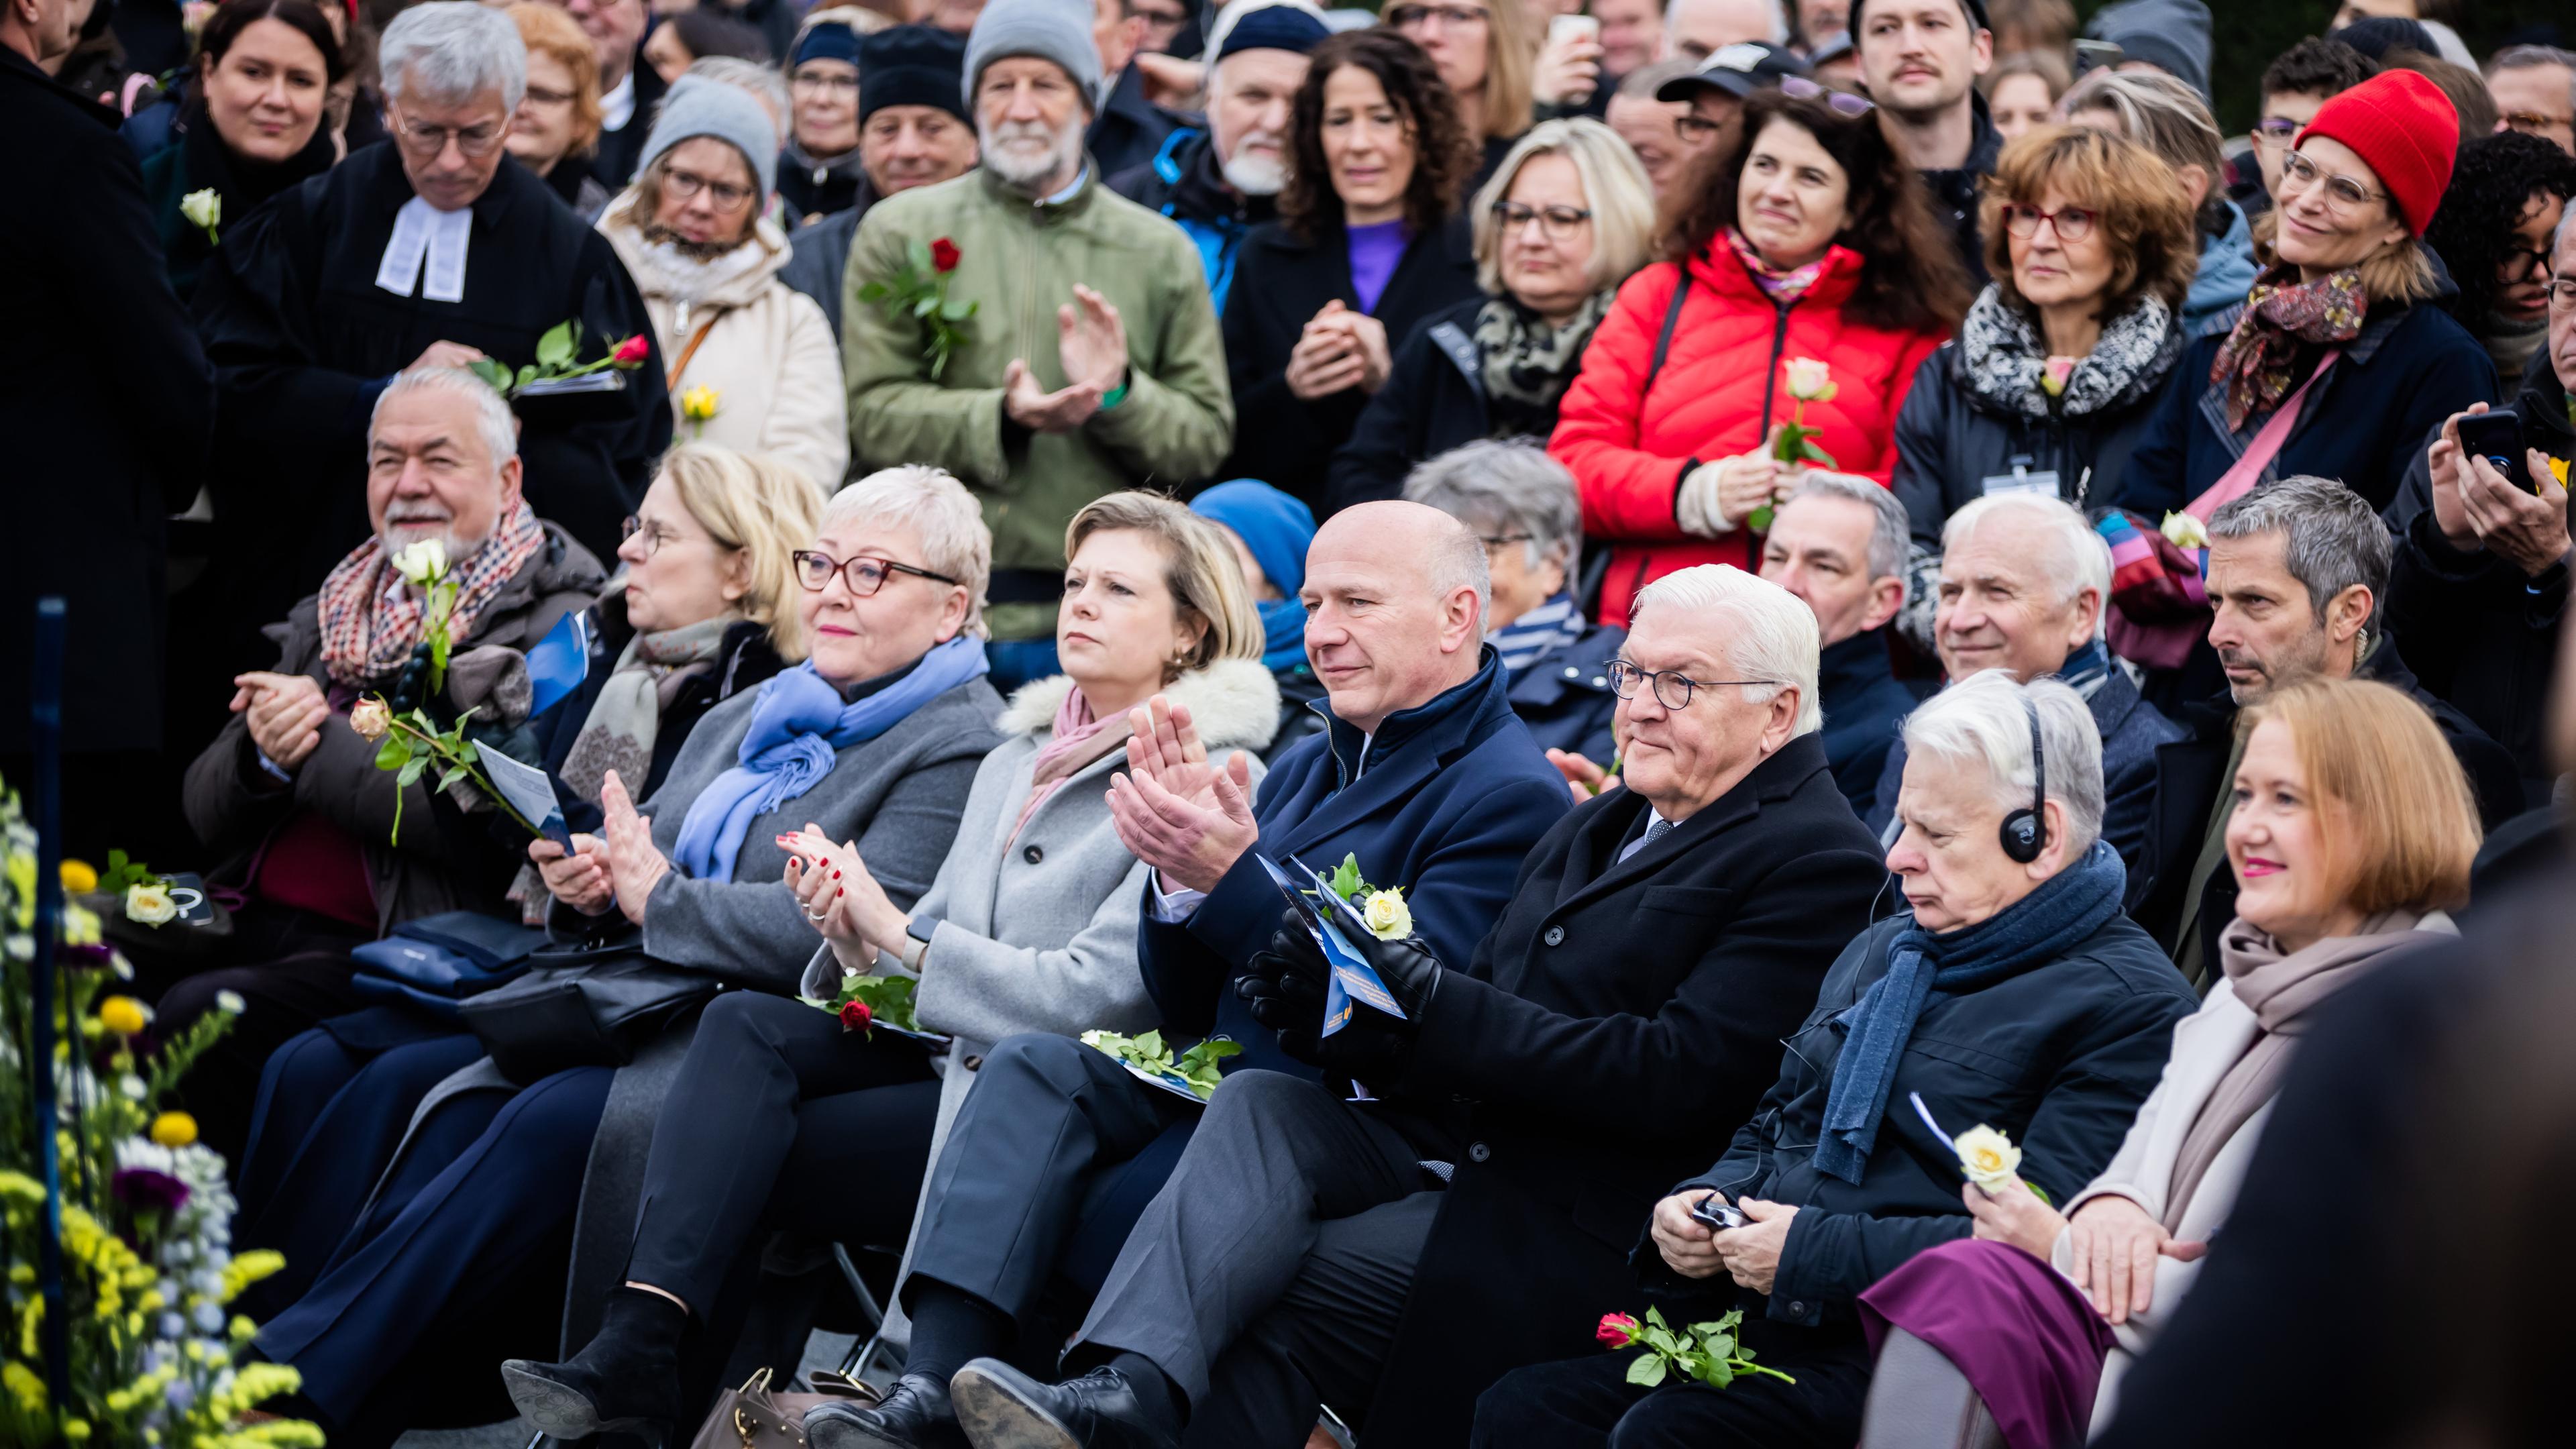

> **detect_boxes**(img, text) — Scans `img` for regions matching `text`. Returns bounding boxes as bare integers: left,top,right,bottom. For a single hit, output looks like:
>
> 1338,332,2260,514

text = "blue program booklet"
1256,854,1407,1036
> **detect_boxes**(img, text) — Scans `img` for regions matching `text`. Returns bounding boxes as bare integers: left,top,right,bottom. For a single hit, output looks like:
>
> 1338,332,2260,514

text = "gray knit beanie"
961,0,1101,116
640,74,780,201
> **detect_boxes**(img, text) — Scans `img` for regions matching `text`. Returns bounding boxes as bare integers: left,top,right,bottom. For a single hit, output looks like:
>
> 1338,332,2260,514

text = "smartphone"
2072,38,2123,72
2457,407,2536,492
1690,1195,1746,1232
1548,13,1598,46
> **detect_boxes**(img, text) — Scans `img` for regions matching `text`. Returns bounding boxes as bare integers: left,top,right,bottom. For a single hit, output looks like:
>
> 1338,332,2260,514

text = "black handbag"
456,943,720,1084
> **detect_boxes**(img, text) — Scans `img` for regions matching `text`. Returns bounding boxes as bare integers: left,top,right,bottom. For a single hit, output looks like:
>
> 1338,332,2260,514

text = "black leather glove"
1236,909,1441,1077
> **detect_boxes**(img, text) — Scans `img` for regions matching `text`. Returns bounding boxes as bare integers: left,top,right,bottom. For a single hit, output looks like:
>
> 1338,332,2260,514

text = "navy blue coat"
1648,910,2195,1329
1137,648,1571,1082
1818,631,1923,818
1505,620,1627,765
1868,669,2184,871
2109,292,2498,517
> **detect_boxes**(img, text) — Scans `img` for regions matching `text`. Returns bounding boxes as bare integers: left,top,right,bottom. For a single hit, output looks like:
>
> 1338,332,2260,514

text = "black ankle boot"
500,1287,690,1440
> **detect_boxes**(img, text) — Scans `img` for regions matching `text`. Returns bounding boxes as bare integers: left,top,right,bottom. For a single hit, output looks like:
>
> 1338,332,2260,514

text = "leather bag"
456,944,720,1084
687,1368,879,1449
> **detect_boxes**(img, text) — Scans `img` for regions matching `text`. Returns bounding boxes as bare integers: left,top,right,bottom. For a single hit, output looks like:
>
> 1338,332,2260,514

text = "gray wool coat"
796,656,1279,1347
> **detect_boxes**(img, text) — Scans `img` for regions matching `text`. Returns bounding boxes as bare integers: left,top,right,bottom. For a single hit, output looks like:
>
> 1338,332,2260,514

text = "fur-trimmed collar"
998,656,1281,753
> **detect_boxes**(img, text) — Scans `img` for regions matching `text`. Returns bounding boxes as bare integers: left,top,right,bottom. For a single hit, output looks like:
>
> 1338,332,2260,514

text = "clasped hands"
781,824,906,973
1283,300,1393,401
1103,696,1258,896
1650,1188,1798,1296
232,671,331,776
525,769,672,927
2427,404,2571,578
1964,1181,2204,1328
1004,284,1129,434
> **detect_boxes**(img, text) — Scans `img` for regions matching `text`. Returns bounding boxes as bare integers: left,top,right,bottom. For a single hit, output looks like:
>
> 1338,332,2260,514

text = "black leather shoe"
806,1374,969,1449
949,1360,1179,1449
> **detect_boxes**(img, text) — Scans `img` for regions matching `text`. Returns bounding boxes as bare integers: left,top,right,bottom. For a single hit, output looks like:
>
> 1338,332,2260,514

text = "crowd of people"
5,0,2575,1444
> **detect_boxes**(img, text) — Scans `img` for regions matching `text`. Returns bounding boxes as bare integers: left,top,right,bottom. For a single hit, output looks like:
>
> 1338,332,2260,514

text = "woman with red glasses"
1888,123,2199,645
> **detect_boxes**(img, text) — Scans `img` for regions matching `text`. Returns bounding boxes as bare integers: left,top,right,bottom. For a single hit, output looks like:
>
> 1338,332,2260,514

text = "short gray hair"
1401,440,1582,577
1901,671,2106,858
2486,44,2576,85
2207,475,2391,627
684,56,791,140
1943,493,2112,614
380,1,528,112
1425,513,1495,633
1627,564,1822,737
822,466,996,639
1779,474,1908,584
372,366,519,470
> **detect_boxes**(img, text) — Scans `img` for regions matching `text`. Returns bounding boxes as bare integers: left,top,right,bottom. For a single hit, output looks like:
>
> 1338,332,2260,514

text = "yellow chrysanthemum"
97,996,149,1036
149,1111,199,1148
59,858,98,893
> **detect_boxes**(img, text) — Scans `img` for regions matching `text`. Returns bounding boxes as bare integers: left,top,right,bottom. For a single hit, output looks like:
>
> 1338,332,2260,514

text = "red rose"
839,999,873,1032
930,237,961,274
612,334,650,366
1596,1313,1640,1350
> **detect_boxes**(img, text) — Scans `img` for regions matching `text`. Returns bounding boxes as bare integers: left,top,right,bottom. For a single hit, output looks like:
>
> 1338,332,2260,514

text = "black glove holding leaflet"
1235,904,1444,1077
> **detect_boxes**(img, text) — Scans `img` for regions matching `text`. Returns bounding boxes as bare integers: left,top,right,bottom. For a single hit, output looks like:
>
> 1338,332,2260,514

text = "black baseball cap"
1656,41,1812,103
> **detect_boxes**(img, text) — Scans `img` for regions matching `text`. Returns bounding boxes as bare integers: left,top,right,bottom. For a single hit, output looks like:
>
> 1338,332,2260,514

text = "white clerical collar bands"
376,196,473,303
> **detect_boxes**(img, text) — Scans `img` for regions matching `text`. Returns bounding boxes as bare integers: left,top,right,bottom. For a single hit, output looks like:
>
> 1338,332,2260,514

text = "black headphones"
1998,695,2047,864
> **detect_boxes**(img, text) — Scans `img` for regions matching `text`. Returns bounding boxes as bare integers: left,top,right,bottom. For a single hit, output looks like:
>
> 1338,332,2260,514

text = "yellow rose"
392,536,448,585
125,881,178,927
98,996,151,1036
60,859,99,894
1360,888,1413,941
681,385,722,422
349,697,393,742
2159,510,2209,552
149,1112,199,1148
1953,1124,2023,1191
1782,356,1836,402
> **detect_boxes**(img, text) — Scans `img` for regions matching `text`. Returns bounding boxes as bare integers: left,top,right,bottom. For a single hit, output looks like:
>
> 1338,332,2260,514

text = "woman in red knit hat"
2108,68,2500,523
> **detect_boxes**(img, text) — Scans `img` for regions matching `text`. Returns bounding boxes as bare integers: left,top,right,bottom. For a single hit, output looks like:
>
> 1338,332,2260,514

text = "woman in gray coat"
502,492,1281,1441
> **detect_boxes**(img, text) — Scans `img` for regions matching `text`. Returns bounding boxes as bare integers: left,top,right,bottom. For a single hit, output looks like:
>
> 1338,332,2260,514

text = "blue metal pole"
29,596,71,1414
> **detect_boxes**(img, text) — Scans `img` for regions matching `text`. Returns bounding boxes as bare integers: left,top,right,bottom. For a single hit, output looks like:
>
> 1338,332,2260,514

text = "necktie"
1644,816,1674,847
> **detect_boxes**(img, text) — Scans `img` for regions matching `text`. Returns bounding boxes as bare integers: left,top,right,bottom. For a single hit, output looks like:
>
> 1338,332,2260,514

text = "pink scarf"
1006,686,1134,847
1723,225,1828,305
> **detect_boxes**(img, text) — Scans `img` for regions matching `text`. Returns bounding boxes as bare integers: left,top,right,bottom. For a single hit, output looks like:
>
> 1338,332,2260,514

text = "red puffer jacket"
1550,241,1947,626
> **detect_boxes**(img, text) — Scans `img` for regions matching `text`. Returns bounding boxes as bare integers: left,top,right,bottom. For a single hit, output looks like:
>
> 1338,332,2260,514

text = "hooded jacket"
2182,202,2257,335
1550,241,1947,627
1107,127,1275,316
599,190,849,490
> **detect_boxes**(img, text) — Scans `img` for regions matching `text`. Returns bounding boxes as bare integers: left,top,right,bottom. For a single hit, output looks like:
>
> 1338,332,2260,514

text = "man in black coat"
193,2,669,663
1760,477,1930,816
944,565,1890,1449
2130,476,2524,986
0,0,212,861
1085,0,1190,180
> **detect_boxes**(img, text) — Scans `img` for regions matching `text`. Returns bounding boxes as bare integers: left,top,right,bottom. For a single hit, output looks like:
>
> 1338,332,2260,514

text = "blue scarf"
1489,591,1589,674
669,636,989,883
1813,839,2127,1185
2053,639,2113,702
1190,481,1316,674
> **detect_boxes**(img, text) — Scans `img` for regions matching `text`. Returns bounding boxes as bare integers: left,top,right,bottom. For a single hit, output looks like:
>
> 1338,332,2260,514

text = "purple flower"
112,1167,192,1216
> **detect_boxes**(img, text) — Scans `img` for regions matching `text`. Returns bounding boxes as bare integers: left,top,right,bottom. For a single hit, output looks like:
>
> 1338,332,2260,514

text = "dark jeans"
625,991,942,1316
1469,1320,1876,1449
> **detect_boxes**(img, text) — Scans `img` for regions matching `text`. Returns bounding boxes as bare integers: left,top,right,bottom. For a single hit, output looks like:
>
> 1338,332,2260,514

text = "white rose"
1782,356,1835,402
125,882,179,927
1360,888,1413,941
1953,1124,2023,1192
214,990,247,1015
392,537,448,586
2159,510,2210,552
179,188,221,233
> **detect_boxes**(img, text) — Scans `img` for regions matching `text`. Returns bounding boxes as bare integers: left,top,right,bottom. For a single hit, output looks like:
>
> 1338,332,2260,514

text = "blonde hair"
2235,677,2481,916
1471,117,1657,297
2249,206,2440,307
1064,492,1265,678
1479,0,1535,142
658,444,824,661
508,1,604,160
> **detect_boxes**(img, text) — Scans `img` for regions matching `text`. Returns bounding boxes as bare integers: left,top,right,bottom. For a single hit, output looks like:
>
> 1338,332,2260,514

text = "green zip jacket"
842,162,1234,641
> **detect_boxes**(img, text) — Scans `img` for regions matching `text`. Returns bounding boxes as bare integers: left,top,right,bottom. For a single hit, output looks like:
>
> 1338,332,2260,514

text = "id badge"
1979,462,2061,498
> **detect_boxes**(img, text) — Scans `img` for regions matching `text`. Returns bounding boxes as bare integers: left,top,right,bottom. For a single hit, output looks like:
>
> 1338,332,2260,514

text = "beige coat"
2053,911,2456,1431
599,191,847,490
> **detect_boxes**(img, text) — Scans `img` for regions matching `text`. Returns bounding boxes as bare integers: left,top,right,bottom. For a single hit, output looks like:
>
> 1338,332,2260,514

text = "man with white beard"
1108,3,1328,312
843,0,1235,690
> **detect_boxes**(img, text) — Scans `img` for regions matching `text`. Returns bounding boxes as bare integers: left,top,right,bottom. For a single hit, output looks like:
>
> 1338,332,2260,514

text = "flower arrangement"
1320,853,1411,942
857,237,975,379
466,321,649,399
1595,1307,1794,1390
178,191,220,247
1080,1030,1241,1102
0,780,321,1447
1759,358,1841,532
679,386,720,438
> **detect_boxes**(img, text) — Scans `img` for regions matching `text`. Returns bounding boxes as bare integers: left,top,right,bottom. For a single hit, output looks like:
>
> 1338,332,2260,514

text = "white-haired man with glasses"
197,0,670,672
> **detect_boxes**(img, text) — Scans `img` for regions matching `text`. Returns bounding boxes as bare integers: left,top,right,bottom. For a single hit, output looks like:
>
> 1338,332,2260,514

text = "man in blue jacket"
808,502,1570,1448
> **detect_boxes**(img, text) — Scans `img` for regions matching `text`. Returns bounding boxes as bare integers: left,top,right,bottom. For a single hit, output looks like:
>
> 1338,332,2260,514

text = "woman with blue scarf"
1477,672,2194,1449
1191,480,1326,764
246,468,1007,1443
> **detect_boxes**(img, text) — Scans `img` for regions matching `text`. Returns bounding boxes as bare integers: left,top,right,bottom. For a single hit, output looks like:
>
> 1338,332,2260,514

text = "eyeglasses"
1490,201,1592,239
2250,116,2302,149
1605,659,1782,710
662,165,756,211
2503,240,2555,284
791,549,961,596
521,83,576,110
1779,74,1874,117
1385,3,1489,28
392,110,507,158
2502,111,2575,139
2002,203,2099,242
621,515,736,558
2548,278,2576,313
790,70,861,96
2277,151,2388,214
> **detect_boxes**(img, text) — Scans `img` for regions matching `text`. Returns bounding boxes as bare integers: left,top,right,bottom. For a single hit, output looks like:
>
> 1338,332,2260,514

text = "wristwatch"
901,914,940,972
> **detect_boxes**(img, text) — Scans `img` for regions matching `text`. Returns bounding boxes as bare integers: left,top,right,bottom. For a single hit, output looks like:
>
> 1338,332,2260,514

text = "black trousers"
1468,1320,1876,1449
903,1031,1198,1323
1072,1069,1438,1416
626,991,943,1318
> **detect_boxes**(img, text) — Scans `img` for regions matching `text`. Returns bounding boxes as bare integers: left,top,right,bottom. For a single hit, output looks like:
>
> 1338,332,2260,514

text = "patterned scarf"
315,502,548,690
1723,225,1827,305
1957,286,2182,420
1472,288,1617,439
559,614,739,805
1489,590,1588,674
2208,265,2366,433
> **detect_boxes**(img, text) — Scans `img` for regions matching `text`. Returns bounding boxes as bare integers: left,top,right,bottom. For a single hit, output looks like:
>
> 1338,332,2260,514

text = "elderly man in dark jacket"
1866,494,2182,869
1478,669,2196,1448
168,367,605,1161
943,564,1889,1449
810,501,1570,1448
0,0,213,861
